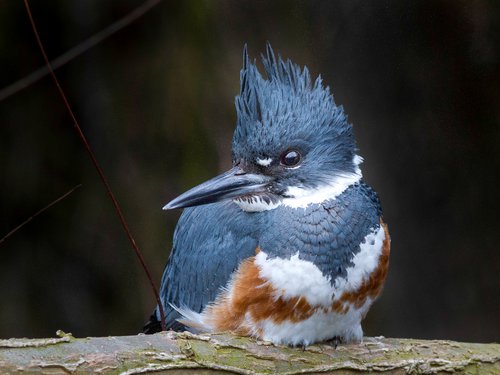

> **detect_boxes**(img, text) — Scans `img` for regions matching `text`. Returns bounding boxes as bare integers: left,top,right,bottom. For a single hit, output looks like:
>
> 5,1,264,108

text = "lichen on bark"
0,331,498,374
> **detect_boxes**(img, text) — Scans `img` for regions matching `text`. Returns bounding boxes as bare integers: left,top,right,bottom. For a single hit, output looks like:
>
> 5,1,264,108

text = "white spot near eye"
256,157,273,167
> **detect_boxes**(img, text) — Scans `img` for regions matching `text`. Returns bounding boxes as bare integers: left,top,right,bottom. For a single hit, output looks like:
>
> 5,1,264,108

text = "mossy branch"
0,331,498,374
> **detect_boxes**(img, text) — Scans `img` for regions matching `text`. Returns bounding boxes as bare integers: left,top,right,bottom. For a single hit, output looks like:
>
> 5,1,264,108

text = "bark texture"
0,331,498,374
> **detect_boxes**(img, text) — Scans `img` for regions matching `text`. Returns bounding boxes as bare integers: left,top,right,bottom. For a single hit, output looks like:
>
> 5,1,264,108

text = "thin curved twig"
0,0,161,102
22,0,167,331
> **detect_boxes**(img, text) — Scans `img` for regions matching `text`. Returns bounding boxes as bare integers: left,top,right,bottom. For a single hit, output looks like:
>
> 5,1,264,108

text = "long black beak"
163,166,271,210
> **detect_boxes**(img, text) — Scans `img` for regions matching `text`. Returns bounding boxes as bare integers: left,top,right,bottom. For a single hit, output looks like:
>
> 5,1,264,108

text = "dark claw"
327,336,342,349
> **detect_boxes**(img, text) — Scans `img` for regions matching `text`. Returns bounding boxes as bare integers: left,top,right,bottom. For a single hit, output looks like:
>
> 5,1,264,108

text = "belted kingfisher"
144,44,390,346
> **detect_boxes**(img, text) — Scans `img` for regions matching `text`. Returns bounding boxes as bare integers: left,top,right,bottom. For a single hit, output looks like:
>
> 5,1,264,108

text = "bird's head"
164,44,363,212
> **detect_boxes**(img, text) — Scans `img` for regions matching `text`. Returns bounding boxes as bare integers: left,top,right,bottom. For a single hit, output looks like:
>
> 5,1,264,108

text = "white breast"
250,225,386,345
172,224,386,346
258,299,371,346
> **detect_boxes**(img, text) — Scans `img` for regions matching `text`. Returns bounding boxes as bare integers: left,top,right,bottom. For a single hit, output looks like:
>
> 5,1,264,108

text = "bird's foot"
325,336,342,349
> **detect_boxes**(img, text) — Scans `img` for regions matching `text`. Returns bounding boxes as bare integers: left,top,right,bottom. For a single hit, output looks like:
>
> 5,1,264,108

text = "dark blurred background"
0,1,498,342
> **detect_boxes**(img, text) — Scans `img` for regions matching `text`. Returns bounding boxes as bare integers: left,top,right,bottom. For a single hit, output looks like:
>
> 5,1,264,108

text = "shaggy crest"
232,43,356,167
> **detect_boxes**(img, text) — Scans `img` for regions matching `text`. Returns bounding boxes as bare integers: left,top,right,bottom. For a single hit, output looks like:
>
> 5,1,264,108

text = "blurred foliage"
0,1,498,341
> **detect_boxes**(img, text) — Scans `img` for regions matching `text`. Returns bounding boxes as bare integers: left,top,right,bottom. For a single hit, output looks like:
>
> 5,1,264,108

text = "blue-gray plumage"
144,44,390,345
259,182,382,284
150,181,381,332
233,44,358,194
157,201,259,331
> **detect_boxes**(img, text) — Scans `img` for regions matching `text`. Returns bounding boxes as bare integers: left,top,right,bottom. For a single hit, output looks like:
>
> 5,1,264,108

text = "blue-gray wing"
147,201,258,332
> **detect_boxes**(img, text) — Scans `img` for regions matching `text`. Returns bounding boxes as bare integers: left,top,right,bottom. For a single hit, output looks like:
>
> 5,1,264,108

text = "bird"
143,44,390,346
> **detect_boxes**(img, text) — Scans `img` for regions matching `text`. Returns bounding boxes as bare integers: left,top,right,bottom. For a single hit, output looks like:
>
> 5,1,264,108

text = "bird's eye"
280,150,301,167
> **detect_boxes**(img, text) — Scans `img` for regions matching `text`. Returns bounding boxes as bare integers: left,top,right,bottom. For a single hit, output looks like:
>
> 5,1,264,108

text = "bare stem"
23,0,167,331
0,184,81,245
0,0,161,102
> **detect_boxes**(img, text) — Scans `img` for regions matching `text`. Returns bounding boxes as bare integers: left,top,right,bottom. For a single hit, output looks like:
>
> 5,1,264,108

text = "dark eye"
280,150,301,167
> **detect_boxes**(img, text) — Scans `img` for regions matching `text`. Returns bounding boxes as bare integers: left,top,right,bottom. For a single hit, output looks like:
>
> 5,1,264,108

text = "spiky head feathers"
232,44,360,190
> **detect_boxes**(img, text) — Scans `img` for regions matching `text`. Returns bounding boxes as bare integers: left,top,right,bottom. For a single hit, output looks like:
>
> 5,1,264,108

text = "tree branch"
0,331,498,374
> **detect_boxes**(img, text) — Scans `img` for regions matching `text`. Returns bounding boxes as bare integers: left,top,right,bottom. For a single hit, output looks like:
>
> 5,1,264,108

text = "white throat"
233,154,363,212
282,172,361,209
